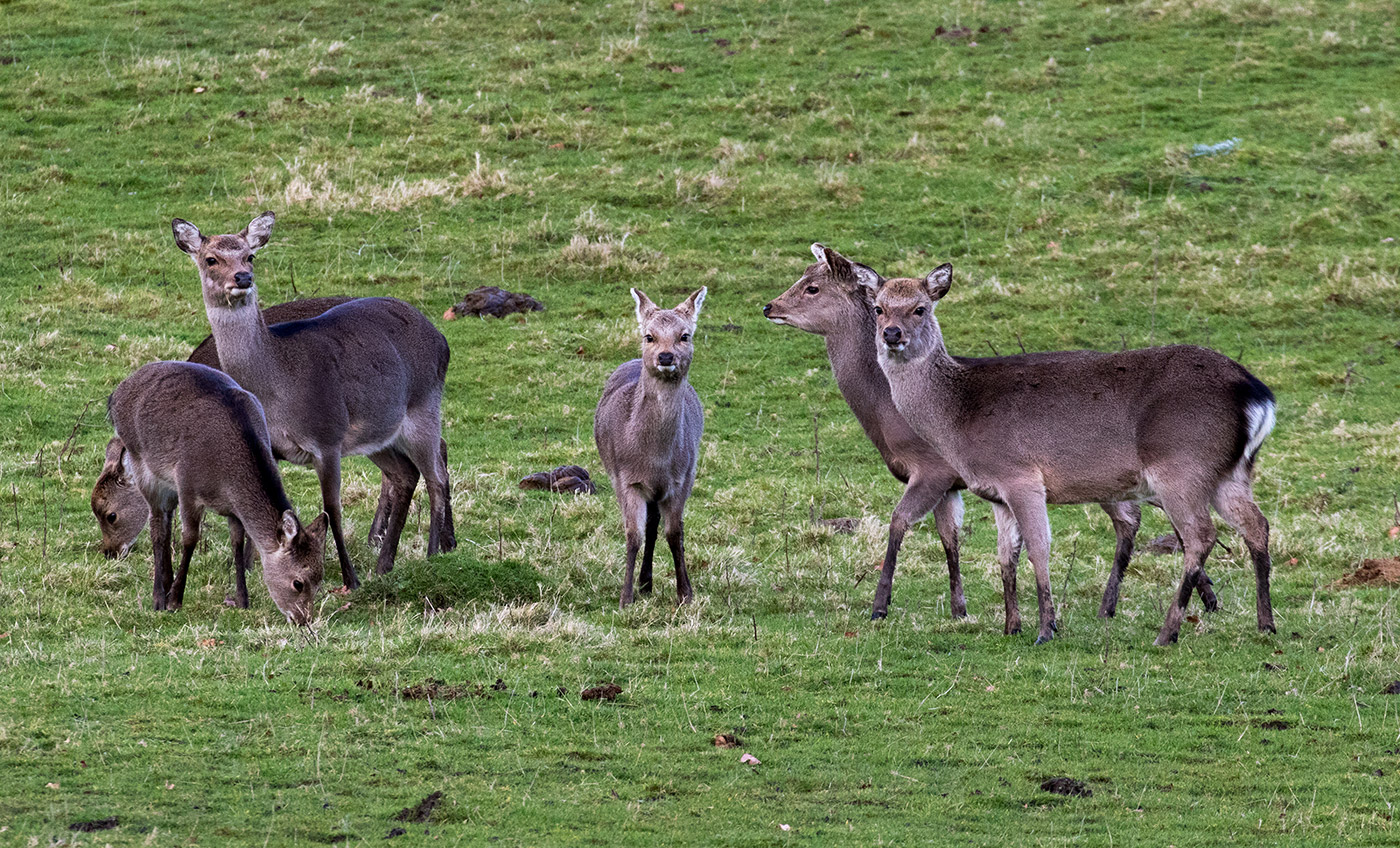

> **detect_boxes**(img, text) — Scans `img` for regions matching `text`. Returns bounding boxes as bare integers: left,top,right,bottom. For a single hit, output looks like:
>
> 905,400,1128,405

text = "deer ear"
810,242,827,263
101,438,129,485
675,287,707,321
631,288,657,329
279,509,300,545
851,262,882,292
924,264,953,300
241,211,275,251
820,245,854,279
305,512,329,542
172,219,205,256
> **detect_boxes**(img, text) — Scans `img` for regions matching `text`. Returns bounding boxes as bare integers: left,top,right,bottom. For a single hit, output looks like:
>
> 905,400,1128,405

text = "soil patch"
1383,681,1400,695
1040,777,1092,797
581,682,623,701
69,816,119,832
1333,558,1400,588
443,286,544,320
398,679,488,700
519,465,597,495
713,733,741,748
394,791,443,823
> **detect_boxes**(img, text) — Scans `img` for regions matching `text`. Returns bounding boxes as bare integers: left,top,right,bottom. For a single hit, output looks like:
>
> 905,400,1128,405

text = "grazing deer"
172,211,454,588
873,263,1275,645
595,288,707,607
108,361,327,623
763,244,1202,624
91,297,443,559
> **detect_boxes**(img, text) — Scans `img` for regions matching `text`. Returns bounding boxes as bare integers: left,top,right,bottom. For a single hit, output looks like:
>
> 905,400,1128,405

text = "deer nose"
762,303,773,316
882,326,903,346
657,351,675,367
233,271,253,286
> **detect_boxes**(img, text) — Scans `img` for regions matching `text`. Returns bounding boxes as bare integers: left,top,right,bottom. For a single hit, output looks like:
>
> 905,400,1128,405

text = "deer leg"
873,480,962,620
662,499,694,606
368,449,415,576
1154,494,1216,646
367,473,399,548
437,437,456,553
617,487,647,608
1213,476,1275,634
314,453,360,590
639,501,660,596
170,502,203,610
229,516,251,609
1005,492,1055,644
992,503,1023,635
399,418,451,558
1098,502,1141,618
148,501,174,611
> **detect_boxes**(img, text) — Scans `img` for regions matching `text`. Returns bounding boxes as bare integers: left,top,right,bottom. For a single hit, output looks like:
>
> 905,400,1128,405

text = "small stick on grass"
58,399,96,466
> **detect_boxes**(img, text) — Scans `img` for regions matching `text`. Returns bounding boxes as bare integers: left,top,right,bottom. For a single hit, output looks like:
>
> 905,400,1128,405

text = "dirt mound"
581,682,623,701
1040,777,1092,797
1332,558,1400,589
397,679,488,700
394,791,443,823
443,286,544,320
519,465,596,494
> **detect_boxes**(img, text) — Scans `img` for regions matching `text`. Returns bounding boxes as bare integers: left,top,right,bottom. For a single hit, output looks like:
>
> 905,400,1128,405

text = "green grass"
2,0,1399,843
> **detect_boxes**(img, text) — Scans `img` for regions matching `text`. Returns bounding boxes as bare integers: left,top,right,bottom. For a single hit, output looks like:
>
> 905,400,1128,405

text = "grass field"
2,0,1399,844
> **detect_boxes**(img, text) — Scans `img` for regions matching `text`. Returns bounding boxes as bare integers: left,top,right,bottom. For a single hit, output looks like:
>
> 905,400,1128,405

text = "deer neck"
632,370,688,440
229,454,296,562
824,309,905,456
203,291,285,394
881,330,964,443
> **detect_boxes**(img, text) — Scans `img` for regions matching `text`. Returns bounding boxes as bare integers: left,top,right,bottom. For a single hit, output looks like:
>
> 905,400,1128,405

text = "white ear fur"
279,510,299,544
852,264,882,291
810,243,827,263
680,286,707,321
172,219,204,256
925,264,953,300
242,211,276,252
631,288,657,331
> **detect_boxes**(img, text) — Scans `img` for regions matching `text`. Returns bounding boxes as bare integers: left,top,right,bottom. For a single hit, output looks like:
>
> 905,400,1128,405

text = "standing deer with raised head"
108,361,327,623
763,244,1204,624
595,288,707,608
873,262,1275,645
172,212,454,588
91,296,446,560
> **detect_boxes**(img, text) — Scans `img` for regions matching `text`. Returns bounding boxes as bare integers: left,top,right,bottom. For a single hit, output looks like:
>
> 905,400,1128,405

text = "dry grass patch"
252,152,513,212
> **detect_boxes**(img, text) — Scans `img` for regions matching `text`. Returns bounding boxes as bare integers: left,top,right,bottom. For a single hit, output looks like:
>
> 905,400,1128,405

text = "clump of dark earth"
1383,681,1400,695
519,465,596,494
819,517,859,534
1144,533,1183,554
1333,558,1400,588
386,827,407,838
69,817,119,832
1260,720,1291,731
443,286,544,320
398,679,488,700
491,678,508,691
713,733,741,748
718,322,743,333
395,791,443,823
1040,777,1092,797
581,682,623,701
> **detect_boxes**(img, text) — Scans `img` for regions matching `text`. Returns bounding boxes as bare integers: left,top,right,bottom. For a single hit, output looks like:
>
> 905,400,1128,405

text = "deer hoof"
870,608,888,621
1033,633,1053,646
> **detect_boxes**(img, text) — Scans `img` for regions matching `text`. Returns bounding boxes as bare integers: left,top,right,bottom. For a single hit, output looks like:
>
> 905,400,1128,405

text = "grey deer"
108,361,327,623
873,263,1275,645
595,288,707,608
172,212,454,588
763,244,1212,625
92,297,447,560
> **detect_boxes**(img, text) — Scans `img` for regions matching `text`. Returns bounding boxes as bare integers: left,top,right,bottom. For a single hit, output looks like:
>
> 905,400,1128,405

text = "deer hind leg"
148,500,174,611
1004,491,1056,644
368,448,417,576
639,501,660,596
992,503,1023,636
169,501,203,610
437,438,456,553
313,452,360,590
399,411,452,558
1098,502,1141,618
1213,473,1275,634
367,474,399,548
661,498,694,606
1153,488,1217,646
617,486,648,608
229,516,251,609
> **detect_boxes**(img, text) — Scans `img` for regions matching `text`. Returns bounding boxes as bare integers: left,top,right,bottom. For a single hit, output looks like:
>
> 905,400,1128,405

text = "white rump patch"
1243,399,1276,461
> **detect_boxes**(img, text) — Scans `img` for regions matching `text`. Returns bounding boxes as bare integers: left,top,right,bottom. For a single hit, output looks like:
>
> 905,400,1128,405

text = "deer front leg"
169,501,203,610
617,487,648,608
1005,492,1055,644
149,503,174,611
639,501,660,596
313,452,360,589
229,516,251,609
1098,501,1140,618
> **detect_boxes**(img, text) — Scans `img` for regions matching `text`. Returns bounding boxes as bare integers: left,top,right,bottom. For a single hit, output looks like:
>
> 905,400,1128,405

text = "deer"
171,211,454,588
91,297,448,560
107,361,328,623
594,288,707,608
872,262,1276,645
762,244,1214,625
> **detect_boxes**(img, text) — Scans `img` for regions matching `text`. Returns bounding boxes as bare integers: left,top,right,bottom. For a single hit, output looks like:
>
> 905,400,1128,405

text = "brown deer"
763,244,1205,624
107,361,327,623
172,212,454,588
873,263,1276,645
595,288,707,607
91,297,446,560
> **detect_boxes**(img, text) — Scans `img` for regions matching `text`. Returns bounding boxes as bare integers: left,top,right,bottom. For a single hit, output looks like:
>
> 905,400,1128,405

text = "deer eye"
293,579,305,592
914,306,926,316
680,333,690,342
644,334,654,343
246,254,254,263
874,306,883,315
205,257,217,266
805,285,819,295
106,512,117,523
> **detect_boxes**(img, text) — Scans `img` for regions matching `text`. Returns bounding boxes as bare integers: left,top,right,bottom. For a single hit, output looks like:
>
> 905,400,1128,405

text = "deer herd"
92,213,1279,647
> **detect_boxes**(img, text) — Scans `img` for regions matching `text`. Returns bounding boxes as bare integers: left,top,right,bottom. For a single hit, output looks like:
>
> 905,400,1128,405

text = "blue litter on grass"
1191,137,1241,157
